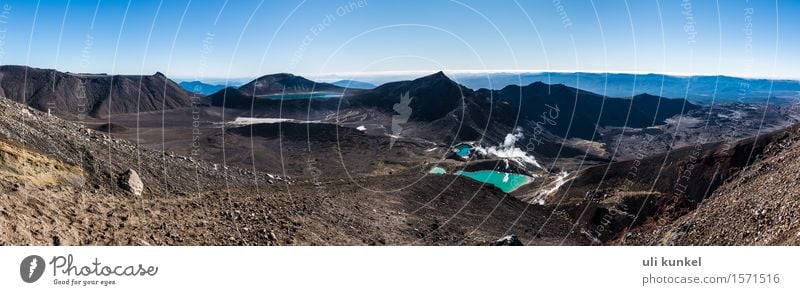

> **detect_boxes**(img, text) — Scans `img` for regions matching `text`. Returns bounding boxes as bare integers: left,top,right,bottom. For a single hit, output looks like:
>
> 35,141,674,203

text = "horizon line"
1,64,797,82
174,69,800,83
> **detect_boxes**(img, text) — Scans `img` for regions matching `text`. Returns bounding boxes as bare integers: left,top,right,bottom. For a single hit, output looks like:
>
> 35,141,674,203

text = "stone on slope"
119,168,144,196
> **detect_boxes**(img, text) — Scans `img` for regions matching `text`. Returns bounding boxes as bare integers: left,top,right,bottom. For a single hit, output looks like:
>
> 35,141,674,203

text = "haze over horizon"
0,0,797,80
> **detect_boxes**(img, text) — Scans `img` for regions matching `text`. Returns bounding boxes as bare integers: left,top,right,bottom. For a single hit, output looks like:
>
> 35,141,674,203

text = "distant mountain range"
179,81,227,96
0,66,702,144
207,71,696,149
453,72,800,104
332,80,375,89
184,71,800,104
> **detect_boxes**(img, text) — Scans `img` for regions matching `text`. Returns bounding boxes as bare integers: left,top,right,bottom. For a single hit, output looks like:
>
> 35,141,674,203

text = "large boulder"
119,169,144,196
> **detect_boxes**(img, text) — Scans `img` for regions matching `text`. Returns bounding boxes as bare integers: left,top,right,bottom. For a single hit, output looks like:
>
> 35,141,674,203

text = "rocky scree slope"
0,97,263,197
633,124,800,245
0,97,278,245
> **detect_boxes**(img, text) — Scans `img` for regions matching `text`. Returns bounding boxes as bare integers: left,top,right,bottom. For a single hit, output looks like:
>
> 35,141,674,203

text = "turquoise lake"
456,170,531,193
259,92,343,100
454,144,472,157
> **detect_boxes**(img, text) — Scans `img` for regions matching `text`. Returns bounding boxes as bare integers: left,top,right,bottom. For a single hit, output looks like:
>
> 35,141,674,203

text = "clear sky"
0,0,797,80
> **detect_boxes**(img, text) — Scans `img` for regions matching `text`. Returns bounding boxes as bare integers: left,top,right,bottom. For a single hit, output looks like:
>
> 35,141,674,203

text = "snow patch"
532,171,571,205
228,117,319,126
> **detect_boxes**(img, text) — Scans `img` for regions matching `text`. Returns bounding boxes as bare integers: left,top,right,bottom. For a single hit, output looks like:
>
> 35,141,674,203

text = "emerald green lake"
456,170,531,193
429,167,447,174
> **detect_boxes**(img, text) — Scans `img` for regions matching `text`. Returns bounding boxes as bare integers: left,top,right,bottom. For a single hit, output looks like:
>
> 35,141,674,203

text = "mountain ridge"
455,72,800,103
0,65,193,118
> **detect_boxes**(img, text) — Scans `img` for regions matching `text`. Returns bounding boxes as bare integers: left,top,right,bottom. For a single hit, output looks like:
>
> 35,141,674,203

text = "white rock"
119,168,144,196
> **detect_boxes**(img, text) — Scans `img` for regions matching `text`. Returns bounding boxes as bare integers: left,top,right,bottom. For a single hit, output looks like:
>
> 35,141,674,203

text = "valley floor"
2,97,800,245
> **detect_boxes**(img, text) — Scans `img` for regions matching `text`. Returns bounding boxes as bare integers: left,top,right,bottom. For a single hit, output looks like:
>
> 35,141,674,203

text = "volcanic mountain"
0,65,193,118
238,73,345,96
207,73,351,111
338,71,527,147
480,82,700,140
348,71,472,121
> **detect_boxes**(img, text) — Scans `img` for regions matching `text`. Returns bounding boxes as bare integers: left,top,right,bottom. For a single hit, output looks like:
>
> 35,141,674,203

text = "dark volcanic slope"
0,65,193,118
551,124,800,244
626,124,800,245
483,82,700,140
560,125,796,204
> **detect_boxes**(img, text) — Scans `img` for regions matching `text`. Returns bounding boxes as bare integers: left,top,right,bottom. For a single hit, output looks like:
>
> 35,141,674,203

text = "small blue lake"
456,170,531,193
454,144,472,157
258,92,343,100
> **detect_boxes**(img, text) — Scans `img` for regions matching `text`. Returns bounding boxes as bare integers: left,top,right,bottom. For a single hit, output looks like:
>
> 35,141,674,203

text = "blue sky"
0,0,797,80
